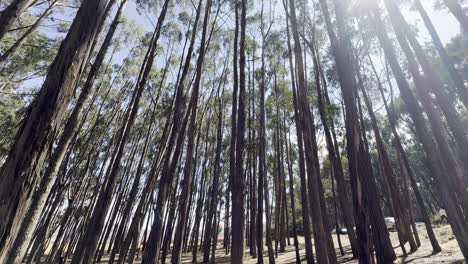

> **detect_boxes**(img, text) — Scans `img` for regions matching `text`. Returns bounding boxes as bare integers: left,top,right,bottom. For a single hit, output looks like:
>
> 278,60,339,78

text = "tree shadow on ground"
401,251,440,264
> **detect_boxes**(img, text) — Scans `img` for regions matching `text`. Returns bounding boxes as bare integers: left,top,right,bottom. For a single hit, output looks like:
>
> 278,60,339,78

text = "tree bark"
230,0,247,259
318,0,397,262
0,0,37,41
364,43,442,253
0,0,108,261
0,0,58,64
141,1,203,262
371,8,468,259
284,6,314,262
171,2,211,261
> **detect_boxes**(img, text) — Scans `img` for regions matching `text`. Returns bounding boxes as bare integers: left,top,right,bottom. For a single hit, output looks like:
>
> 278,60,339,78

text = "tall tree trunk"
0,0,58,64
203,54,227,263
413,0,468,108
330,164,345,256
160,165,182,264
285,129,301,263
1,2,126,261
70,0,170,262
141,0,203,262
226,0,240,257
0,0,37,41
117,42,180,264
108,61,167,263
304,31,359,258
288,0,332,262
248,53,257,259
0,0,108,261
358,69,418,253
371,8,468,259
364,43,442,253
191,132,211,262
318,0,397,262
171,2,211,261
284,6,314,262
384,0,468,205
230,0,247,259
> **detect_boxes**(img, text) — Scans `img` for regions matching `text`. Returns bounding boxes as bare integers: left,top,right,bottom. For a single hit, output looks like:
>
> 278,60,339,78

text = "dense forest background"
0,0,468,263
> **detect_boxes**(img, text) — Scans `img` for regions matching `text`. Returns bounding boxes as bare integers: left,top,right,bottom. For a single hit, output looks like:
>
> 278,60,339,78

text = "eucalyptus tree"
303,24,359,257
0,0,39,41
0,0,109,261
317,0,396,262
288,0,335,262
1,2,128,262
370,3,468,259
412,0,468,108
0,0,60,64
202,42,230,264
284,4,315,262
359,29,442,253
70,0,172,261
141,0,206,262
170,0,213,261
230,0,247,260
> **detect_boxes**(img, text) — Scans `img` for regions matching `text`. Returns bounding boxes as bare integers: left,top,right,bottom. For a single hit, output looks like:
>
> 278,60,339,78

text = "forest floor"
94,224,464,263
176,223,465,264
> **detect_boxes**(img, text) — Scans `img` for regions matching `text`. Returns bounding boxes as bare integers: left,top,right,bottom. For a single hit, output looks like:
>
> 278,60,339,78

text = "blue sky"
123,0,462,44
6,0,465,94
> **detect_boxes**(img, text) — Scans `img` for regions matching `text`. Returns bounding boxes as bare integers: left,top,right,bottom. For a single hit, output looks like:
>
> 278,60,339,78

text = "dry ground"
178,224,465,263
95,224,464,263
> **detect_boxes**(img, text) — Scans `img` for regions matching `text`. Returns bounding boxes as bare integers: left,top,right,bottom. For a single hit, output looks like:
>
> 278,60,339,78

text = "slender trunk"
171,1,211,262
192,133,211,262
203,59,227,263
160,166,183,264
304,31,359,258
0,0,57,64
0,0,108,261
290,0,338,262
371,9,468,259
230,0,247,259
2,3,126,262
286,129,301,263
141,1,203,262
365,44,442,253
388,0,468,193
358,70,418,253
226,0,241,257
71,0,169,261
330,165,344,256
0,0,37,41
108,93,160,264
318,0,396,262
413,0,468,109
284,6,314,262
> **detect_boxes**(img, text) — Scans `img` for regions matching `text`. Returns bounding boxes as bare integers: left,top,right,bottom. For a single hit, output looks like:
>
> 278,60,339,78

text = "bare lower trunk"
371,9,468,259
230,0,247,260
284,7,314,262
